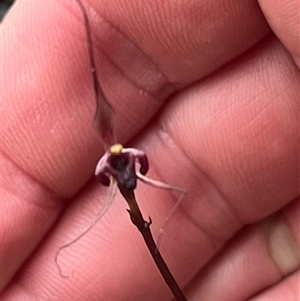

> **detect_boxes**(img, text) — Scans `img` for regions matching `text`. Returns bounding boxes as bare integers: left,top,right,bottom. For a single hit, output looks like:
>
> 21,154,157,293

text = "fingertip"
258,0,300,69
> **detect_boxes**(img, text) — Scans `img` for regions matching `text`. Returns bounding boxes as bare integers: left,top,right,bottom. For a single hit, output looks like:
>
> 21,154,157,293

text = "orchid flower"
56,1,188,300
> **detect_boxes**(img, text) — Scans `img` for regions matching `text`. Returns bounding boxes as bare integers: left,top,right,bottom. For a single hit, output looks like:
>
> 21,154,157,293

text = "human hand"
1,0,299,300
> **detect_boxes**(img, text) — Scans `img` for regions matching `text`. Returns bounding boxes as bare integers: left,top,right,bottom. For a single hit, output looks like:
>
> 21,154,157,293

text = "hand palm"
1,0,299,300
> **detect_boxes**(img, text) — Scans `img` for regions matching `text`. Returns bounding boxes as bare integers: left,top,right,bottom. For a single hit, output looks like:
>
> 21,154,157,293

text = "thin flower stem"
118,185,187,301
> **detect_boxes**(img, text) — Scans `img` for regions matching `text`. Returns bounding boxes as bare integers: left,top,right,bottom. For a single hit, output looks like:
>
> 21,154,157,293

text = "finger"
248,272,300,301
184,198,300,300
0,154,65,291
144,36,299,225
1,0,270,197
258,0,300,68
92,0,270,85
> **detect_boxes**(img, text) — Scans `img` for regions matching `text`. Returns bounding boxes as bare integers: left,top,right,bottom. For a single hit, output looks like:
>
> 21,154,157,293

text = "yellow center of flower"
110,143,123,155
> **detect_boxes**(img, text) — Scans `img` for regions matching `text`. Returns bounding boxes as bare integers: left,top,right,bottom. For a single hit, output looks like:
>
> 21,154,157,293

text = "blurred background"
1,0,15,21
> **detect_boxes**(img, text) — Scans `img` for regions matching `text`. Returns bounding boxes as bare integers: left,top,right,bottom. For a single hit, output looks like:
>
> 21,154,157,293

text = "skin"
1,0,299,300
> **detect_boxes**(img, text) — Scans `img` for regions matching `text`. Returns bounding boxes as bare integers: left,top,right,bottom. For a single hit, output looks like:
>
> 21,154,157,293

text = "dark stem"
118,185,187,301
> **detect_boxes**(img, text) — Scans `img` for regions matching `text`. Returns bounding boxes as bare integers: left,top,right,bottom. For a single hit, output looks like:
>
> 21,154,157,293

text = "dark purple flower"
95,144,149,190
